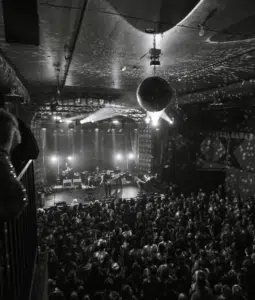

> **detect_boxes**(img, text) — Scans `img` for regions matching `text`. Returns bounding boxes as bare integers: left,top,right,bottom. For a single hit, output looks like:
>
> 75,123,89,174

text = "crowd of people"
37,188,255,300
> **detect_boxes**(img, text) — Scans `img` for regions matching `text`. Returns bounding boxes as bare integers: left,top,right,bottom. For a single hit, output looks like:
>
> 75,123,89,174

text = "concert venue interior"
1,0,255,299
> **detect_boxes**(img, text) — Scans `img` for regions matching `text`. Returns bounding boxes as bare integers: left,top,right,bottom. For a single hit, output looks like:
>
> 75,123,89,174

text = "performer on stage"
114,166,123,191
101,171,112,198
134,173,146,191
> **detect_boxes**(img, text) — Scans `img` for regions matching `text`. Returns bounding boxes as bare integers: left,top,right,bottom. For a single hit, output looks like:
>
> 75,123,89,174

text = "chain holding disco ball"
136,35,174,114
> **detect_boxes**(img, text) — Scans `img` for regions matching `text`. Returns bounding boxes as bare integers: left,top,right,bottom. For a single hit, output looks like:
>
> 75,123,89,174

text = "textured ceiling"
0,0,255,110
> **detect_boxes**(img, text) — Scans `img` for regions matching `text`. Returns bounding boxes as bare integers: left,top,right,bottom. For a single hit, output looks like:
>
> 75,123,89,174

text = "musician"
101,170,112,198
88,173,95,187
114,166,123,191
134,173,146,191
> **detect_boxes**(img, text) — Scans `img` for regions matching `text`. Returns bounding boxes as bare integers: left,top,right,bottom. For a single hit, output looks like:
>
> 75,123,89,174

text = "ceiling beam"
0,49,30,103
60,0,89,91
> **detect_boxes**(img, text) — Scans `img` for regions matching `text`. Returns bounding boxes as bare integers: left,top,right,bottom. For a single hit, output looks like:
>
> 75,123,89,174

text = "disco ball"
136,76,173,112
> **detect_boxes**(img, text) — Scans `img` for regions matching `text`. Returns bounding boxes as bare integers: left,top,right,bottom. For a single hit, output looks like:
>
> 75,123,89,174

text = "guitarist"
101,170,112,198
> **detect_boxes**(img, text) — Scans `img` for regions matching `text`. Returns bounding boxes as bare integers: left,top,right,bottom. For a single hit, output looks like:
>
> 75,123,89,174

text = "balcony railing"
0,160,38,300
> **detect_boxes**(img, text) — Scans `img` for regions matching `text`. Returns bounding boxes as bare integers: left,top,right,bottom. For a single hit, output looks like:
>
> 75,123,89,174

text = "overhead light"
51,155,59,163
198,25,205,37
112,120,119,124
95,128,99,132
128,153,134,160
67,156,73,161
42,128,46,131
115,153,123,161
148,110,164,127
145,116,150,124
121,66,127,72
64,120,72,124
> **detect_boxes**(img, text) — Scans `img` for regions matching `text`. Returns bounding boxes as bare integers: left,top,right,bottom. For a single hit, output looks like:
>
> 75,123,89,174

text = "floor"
43,185,140,207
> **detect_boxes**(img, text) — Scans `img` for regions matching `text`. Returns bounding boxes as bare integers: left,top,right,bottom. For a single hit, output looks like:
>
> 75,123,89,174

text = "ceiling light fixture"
198,24,205,37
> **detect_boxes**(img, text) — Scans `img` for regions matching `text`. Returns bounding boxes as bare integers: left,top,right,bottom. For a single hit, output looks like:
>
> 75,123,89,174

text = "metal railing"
0,160,38,300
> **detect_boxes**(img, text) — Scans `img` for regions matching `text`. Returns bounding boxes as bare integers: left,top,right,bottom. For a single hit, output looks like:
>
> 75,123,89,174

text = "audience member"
38,189,255,300
0,108,27,219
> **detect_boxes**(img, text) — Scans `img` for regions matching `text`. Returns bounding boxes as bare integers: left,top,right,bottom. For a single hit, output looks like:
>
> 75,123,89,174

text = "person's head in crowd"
69,291,79,300
122,285,133,300
0,108,21,153
109,291,120,300
195,271,206,290
178,294,187,300
221,284,232,299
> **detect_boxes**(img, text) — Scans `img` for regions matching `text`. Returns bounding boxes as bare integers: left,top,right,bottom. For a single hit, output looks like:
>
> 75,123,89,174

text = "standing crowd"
37,189,255,300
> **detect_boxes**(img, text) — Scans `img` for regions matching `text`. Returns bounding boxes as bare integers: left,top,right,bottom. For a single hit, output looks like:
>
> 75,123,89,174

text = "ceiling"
0,0,255,113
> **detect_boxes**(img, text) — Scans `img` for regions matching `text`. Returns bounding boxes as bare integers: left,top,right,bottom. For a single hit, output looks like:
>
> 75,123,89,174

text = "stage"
43,185,140,207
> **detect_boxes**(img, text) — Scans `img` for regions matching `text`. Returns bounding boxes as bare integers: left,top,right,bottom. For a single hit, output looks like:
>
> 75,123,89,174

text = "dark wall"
161,104,255,198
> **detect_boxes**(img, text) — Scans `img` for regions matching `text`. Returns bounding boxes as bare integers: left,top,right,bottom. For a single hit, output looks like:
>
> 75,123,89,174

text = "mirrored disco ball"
136,76,173,112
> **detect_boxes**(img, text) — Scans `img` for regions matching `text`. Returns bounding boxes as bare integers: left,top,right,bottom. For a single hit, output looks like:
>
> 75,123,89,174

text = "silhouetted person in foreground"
0,109,27,219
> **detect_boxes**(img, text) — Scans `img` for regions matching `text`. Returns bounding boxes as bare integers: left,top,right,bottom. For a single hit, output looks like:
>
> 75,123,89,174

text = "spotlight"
149,111,163,127
112,120,119,125
51,155,58,163
42,128,46,131
115,153,123,161
152,117,159,126
121,66,127,72
128,153,134,160
145,116,150,124
67,156,73,161
95,128,99,132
